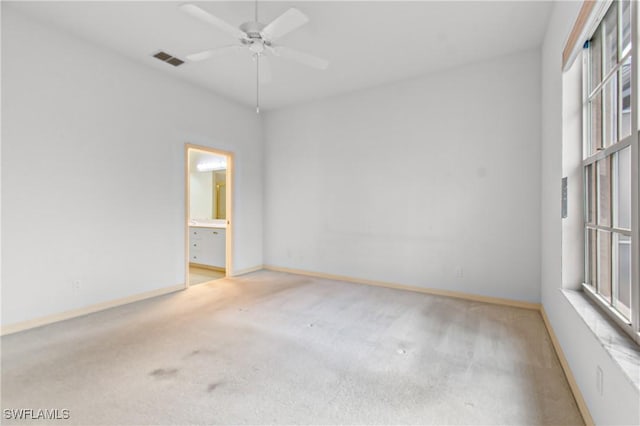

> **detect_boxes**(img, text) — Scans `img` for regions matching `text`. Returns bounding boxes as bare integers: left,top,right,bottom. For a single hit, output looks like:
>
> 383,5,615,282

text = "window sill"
562,289,640,391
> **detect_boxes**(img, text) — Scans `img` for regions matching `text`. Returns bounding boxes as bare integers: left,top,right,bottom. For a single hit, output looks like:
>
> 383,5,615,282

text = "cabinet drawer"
190,227,225,238
206,228,225,237
188,227,226,268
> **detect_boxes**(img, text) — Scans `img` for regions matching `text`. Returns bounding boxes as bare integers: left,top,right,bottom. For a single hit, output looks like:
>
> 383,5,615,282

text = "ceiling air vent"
153,51,184,67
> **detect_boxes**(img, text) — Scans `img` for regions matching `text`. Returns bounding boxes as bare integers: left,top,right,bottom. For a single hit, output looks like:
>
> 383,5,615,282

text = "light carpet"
1,270,583,425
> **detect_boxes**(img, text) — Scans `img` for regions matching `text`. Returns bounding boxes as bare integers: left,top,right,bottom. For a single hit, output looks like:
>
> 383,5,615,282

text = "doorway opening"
185,144,233,287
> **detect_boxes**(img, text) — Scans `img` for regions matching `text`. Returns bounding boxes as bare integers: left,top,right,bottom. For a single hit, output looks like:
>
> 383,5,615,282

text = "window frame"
581,0,640,345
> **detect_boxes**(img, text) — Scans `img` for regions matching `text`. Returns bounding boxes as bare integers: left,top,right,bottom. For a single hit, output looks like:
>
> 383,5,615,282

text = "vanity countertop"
189,220,227,229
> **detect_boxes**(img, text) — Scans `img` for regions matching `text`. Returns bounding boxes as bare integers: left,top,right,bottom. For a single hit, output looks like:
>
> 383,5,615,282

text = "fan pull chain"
254,0,260,113
256,54,260,114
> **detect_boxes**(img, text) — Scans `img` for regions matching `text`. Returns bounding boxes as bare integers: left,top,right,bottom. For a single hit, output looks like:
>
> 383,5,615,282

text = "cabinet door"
195,228,226,268
208,229,226,267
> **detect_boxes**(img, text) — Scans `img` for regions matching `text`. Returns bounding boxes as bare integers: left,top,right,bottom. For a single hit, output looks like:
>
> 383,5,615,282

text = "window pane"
603,2,618,74
585,164,596,224
591,92,602,153
591,30,602,91
586,228,598,287
603,75,618,146
621,0,631,57
614,233,632,319
619,57,632,139
598,230,612,302
597,158,611,226
614,146,632,229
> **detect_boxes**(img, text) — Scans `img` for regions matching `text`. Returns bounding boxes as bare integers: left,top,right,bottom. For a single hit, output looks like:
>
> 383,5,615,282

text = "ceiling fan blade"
261,8,309,41
180,4,246,40
258,55,272,84
271,46,329,70
186,45,244,62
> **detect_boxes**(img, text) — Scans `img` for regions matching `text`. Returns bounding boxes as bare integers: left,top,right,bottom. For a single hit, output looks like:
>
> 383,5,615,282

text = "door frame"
184,143,234,288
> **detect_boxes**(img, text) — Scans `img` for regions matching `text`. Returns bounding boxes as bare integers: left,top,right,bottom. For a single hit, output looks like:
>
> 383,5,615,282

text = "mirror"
189,150,227,221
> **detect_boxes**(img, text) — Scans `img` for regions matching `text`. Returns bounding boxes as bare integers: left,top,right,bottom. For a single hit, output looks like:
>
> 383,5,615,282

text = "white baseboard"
1,284,184,336
540,307,594,426
230,265,264,277
263,265,541,310
2,265,263,335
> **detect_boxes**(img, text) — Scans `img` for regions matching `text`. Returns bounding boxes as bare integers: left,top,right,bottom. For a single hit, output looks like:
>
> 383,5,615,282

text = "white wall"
1,7,263,326
562,56,585,290
263,49,541,303
542,2,640,424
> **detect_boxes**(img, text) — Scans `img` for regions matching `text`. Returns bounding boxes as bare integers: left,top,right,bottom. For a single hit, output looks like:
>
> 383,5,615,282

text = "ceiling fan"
180,1,329,113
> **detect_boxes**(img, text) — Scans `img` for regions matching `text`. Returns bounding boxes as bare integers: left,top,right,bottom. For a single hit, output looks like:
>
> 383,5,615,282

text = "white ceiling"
7,1,553,111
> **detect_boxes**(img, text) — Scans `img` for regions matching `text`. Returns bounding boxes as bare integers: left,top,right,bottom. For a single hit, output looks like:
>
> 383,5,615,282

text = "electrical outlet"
455,267,464,279
596,365,603,396
71,280,81,291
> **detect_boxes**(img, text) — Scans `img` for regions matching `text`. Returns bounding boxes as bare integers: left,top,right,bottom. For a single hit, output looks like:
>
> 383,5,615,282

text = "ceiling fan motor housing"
240,21,269,54
240,21,266,39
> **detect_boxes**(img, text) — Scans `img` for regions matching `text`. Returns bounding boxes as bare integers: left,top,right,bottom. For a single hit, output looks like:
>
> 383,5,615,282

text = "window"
583,0,639,344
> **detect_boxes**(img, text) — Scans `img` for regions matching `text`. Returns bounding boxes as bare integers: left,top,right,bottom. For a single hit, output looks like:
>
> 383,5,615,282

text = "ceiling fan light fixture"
249,41,265,54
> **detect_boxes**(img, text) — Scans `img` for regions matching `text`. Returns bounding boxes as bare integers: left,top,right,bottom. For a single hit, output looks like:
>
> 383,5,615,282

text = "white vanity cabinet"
189,227,226,268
